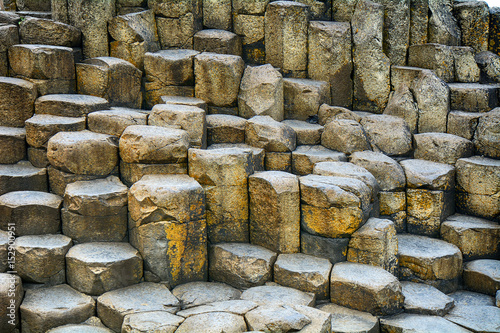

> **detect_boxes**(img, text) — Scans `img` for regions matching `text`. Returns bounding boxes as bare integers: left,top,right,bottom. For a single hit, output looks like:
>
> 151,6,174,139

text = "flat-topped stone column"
129,175,207,286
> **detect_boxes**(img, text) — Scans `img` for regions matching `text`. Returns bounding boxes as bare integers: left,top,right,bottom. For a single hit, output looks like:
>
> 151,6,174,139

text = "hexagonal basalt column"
128,174,207,286
66,242,143,295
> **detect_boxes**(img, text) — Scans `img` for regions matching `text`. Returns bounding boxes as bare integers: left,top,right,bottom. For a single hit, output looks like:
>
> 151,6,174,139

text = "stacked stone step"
143,49,199,108
128,174,207,286
108,9,160,71
231,0,267,64
152,0,202,50
119,125,190,186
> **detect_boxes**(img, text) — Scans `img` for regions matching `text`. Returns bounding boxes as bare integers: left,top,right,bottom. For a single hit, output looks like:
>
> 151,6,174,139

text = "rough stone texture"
447,111,481,141
19,17,81,46
188,148,253,243
249,171,300,254
195,52,245,107
209,243,277,289
162,95,207,110
0,161,47,195
245,305,311,332
67,0,115,58
238,64,283,121
350,151,406,192
378,191,407,233
265,1,309,77
400,159,455,191
176,299,257,318
149,103,207,149
246,116,296,152
475,51,500,83
291,145,347,176
414,133,474,165
20,284,95,333
300,174,371,239
62,207,128,244
15,234,71,285
384,85,419,134
0,190,61,236
313,161,378,199
47,166,118,197
0,273,23,332
144,50,199,86
318,104,361,126
381,313,473,333
206,143,265,172
25,115,86,149
202,0,231,30
194,29,242,56
428,0,461,46
282,121,323,146
0,24,19,56
452,46,481,83
347,218,398,275
283,78,330,121
474,108,500,159
0,126,25,164
321,119,370,155
411,69,450,133
0,77,37,127
445,305,500,333
390,65,426,90
441,214,500,261
455,156,500,221
330,262,404,316
119,125,189,164
401,281,455,316
108,10,160,71
300,232,349,265
155,11,202,50
232,0,269,15
130,219,207,285
463,259,500,296
143,49,199,108
120,161,187,187
47,130,118,176
241,284,315,307
317,303,379,333
398,234,463,293
232,12,265,64
35,94,109,118
449,83,499,112
122,311,184,333
406,187,455,238
408,43,454,82
172,282,241,309
176,312,247,333
128,175,207,285
9,44,76,95
87,108,147,137
308,21,352,108
264,151,291,172
274,253,332,299
370,0,410,66
207,115,246,145
76,57,142,109
360,115,412,156
454,1,489,53
97,283,180,332
352,0,390,113
66,242,143,295
449,290,496,306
